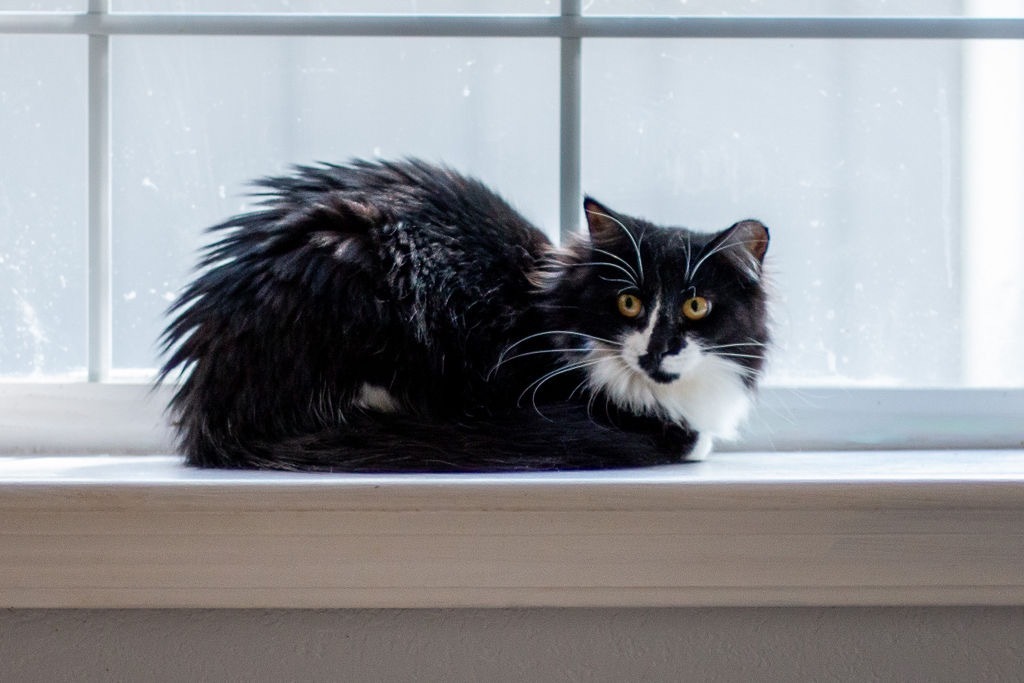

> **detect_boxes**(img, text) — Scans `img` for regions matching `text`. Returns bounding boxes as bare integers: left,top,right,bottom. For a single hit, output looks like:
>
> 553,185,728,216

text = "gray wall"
2,608,1022,681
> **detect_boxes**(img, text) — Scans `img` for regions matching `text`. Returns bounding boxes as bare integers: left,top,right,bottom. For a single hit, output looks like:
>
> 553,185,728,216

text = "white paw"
684,433,713,462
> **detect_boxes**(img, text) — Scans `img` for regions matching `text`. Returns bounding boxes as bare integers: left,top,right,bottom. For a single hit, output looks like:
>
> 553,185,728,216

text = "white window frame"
0,5,1023,610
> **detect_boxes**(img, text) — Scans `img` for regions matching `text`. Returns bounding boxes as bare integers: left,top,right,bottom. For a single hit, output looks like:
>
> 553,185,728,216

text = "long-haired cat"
160,159,770,471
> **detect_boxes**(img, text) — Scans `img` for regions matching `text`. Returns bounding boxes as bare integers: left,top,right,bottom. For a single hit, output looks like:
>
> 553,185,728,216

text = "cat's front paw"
683,432,713,462
654,421,705,462
655,422,712,462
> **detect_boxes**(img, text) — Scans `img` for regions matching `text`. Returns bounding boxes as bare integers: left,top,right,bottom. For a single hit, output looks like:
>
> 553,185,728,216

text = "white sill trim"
2,450,1023,609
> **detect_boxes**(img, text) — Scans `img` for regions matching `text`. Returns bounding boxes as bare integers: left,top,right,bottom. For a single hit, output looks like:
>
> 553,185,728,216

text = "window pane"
0,1,84,10
585,0,1023,17
111,36,558,371
583,38,1024,388
0,36,87,378
111,0,555,14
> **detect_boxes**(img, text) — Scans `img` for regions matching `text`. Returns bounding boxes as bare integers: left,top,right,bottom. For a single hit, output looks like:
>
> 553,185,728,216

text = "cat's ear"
583,197,631,245
727,219,769,263
709,219,770,280
713,219,769,262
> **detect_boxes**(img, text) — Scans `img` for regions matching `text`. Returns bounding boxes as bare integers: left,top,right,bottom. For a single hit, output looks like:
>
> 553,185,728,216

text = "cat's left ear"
583,197,632,245
711,219,770,279
725,219,769,263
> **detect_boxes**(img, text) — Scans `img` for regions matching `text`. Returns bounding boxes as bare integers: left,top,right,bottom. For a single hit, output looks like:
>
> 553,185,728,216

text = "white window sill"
2,449,1023,609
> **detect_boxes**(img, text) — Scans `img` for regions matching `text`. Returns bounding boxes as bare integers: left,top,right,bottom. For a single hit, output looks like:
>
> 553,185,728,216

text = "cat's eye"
617,293,644,318
682,296,712,321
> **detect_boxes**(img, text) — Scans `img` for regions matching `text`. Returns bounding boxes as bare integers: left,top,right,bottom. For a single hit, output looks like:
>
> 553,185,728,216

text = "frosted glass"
0,36,87,377
3,17,1021,390
110,36,559,370
0,1,85,10
583,39,1024,387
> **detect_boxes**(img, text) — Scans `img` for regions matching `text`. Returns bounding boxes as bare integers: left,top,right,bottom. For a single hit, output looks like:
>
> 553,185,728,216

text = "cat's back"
282,159,551,342
270,159,548,258
162,159,554,449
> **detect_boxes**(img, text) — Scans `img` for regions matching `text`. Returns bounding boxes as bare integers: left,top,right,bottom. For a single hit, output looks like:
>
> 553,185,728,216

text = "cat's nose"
639,335,684,377
638,350,681,384
642,334,683,361
638,350,664,375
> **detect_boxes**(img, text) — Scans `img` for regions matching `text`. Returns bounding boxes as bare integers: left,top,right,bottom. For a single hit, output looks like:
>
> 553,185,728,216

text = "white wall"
2,608,1022,681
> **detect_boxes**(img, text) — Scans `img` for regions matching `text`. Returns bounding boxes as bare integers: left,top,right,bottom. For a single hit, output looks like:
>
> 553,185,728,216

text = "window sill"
2,450,1023,609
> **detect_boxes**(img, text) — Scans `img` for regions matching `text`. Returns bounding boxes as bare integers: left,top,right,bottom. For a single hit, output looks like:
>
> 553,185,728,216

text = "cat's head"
538,198,771,439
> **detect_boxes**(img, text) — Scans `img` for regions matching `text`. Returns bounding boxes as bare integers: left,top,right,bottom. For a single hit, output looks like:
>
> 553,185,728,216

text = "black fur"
159,159,770,472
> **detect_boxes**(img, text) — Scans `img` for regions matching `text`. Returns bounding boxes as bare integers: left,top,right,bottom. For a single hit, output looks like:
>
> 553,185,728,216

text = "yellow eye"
617,293,644,318
682,296,712,321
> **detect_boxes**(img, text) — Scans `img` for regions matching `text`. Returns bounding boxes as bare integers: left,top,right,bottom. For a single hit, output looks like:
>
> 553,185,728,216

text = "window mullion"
87,0,112,382
559,0,582,242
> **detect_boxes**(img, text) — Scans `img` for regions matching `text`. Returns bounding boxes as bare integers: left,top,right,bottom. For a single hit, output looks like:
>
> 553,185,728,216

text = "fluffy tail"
183,405,691,473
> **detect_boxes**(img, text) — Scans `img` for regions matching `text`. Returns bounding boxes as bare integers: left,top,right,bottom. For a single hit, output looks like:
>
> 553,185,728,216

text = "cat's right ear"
583,197,628,245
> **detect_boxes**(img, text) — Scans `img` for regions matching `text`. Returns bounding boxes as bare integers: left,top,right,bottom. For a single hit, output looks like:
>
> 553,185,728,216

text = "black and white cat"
160,159,770,471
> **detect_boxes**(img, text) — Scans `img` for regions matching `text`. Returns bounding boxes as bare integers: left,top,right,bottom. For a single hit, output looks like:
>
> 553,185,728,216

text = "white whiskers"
690,237,753,280
490,346,591,377
590,247,641,286
585,209,645,285
566,260,639,286
683,233,694,283
703,341,768,350
490,330,621,379
599,275,639,290
518,357,608,419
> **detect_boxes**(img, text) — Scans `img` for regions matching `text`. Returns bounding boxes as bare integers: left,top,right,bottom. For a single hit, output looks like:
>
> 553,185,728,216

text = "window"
1,1,1022,453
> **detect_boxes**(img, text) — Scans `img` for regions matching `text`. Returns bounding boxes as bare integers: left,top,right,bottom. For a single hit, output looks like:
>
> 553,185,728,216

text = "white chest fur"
586,303,754,449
